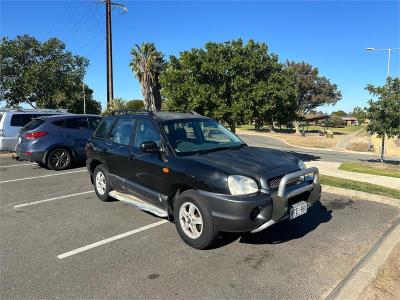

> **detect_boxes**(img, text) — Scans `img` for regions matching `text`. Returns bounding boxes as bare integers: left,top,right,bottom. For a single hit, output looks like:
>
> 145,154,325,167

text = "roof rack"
110,109,153,116
110,109,201,116
0,108,68,113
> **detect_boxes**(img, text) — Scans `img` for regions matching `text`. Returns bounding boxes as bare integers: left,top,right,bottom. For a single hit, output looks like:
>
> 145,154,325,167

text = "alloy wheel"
179,202,203,239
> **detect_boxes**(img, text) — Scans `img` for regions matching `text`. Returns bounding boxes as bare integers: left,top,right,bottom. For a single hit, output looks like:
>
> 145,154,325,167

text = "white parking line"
57,220,169,259
0,169,86,184
14,191,94,208
0,163,36,168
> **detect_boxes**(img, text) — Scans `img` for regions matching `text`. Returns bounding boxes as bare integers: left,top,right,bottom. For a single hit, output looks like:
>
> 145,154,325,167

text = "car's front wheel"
174,190,218,249
93,165,112,202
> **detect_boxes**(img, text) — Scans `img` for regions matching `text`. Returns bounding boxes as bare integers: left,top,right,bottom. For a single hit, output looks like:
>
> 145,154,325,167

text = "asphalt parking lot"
1,155,399,299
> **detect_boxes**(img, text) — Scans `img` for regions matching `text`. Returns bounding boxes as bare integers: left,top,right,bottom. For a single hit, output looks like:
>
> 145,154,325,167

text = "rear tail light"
24,131,48,140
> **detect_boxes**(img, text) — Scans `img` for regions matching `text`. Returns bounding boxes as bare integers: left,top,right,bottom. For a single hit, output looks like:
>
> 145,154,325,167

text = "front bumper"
198,167,321,233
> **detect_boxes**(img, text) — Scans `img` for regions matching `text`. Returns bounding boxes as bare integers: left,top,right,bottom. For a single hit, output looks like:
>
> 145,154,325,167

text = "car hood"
184,146,300,189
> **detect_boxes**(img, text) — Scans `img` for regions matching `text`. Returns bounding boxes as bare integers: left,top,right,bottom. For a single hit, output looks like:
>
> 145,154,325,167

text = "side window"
64,118,88,129
94,117,115,139
108,118,135,146
88,117,101,130
134,119,161,148
10,114,33,127
52,120,64,127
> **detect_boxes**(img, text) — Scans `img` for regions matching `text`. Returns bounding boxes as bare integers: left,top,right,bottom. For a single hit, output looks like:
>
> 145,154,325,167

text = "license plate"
290,201,308,219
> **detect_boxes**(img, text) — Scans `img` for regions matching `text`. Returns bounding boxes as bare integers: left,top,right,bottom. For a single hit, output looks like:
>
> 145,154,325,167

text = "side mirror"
140,141,159,153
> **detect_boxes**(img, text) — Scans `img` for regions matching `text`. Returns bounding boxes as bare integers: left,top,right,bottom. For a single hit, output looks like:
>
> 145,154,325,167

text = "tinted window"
52,120,64,127
88,117,101,130
94,118,115,139
108,118,135,146
64,117,88,129
23,119,45,131
10,114,33,127
134,119,161,147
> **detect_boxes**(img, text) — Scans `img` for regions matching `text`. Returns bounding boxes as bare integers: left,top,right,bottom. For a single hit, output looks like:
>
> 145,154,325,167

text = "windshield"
162,119,244,156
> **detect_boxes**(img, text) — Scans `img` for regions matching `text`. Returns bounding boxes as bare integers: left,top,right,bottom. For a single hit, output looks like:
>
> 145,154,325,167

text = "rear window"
23,119,45,131
88,117,101,130
10,114,34,127
94,118,115,139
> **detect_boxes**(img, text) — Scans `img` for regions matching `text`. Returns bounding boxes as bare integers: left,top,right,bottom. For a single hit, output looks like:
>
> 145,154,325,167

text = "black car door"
125,117,166,207
101,117,136,190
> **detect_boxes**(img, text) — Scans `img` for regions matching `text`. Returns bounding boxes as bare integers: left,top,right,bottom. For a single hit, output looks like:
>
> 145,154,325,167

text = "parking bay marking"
14,191,94,208
57,220,169,259
0,169,86,184
0,163,36,168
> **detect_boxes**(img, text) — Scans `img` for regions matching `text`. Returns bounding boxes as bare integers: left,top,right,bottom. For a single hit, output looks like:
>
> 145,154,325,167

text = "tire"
93,165,112,202
173,190,218,249
47,148,72,170
37,162,47,168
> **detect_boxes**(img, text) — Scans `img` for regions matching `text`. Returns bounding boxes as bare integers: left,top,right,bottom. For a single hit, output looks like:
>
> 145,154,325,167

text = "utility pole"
101,0,128,108
105,0,113,107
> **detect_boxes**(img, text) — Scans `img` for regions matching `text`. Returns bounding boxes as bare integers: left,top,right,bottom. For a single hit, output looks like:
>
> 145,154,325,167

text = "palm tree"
130,43,165,111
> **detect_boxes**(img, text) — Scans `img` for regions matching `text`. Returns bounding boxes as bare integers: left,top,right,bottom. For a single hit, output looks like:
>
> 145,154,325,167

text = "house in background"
304,113,330,125
341,116,358,126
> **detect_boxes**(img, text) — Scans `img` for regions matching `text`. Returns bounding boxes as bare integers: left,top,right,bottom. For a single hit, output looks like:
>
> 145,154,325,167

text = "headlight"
228,175,258,195
298,160,306,170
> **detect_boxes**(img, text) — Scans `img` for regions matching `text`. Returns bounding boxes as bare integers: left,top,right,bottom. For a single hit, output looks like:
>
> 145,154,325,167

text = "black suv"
86,111,321,249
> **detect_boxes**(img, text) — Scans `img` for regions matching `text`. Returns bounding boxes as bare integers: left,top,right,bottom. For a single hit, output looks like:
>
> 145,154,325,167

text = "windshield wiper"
196,143,246,155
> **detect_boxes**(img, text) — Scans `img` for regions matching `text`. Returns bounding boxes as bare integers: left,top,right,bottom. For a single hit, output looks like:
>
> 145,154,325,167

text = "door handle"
129,154,135,160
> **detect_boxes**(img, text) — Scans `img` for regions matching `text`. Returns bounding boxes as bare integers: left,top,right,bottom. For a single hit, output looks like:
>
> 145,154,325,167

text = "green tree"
328,115,345,127
366,77,400,162
52,83,101,114
130,43,165,111
160,39,297,132
285,61,342,134
126,99,144,110
352,106,367,123
0,35,89,109
331,110,347,117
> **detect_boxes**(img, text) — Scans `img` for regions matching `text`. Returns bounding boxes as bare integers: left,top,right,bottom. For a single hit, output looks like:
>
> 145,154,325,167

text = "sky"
1,0,399,113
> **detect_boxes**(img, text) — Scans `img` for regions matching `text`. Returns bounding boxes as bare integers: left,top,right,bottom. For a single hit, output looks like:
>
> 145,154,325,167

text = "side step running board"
109,191,168,218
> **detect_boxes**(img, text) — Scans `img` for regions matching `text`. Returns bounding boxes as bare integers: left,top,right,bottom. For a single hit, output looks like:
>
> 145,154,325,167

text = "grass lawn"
320,175,400,199
339,162,400,178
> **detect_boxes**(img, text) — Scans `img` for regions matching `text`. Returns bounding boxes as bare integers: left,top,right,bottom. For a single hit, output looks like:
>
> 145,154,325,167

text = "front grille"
269,175,303,190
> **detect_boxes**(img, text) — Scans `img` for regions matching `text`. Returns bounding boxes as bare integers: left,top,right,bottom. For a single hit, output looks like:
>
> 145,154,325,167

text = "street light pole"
365,47,400,78
365,47,400,162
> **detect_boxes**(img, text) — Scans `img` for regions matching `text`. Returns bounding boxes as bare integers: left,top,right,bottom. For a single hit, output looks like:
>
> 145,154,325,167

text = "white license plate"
290,201,308,219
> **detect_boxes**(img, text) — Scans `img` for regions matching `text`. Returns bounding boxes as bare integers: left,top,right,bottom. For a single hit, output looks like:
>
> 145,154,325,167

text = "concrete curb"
326,219,400,300
238,131,381,157
323,185,400,300
0,152,14,158
322,185,400,208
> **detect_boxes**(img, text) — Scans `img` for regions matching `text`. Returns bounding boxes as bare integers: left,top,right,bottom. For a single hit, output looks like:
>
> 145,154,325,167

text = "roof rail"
0,108,68,113
109,109,202,117
110,109,153,116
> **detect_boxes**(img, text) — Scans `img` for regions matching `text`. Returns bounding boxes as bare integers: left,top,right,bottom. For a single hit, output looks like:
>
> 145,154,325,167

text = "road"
1,155,399,299
239,133,400,163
